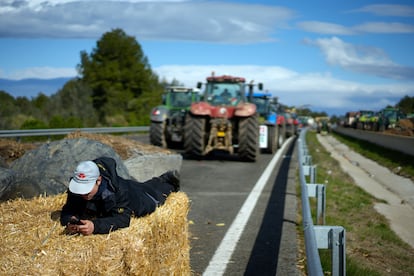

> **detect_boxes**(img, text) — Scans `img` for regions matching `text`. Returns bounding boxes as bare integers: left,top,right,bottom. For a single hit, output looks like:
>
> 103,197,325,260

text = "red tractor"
184,74,262,162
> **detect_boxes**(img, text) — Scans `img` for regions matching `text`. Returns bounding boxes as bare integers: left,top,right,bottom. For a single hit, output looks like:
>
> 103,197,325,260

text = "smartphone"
69,217,83,225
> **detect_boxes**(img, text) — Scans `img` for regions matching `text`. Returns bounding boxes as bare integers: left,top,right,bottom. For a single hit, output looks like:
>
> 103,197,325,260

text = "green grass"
297,130,414,276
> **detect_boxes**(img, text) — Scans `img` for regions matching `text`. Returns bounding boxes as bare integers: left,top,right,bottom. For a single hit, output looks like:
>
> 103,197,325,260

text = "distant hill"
0,77,73,98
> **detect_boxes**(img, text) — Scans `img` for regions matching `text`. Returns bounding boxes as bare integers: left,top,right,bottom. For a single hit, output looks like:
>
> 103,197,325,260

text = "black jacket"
60,157,172,234
60,177,132,234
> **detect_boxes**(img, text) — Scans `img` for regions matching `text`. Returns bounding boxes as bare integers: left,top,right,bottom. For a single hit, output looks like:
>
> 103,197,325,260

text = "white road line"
203,137,294,276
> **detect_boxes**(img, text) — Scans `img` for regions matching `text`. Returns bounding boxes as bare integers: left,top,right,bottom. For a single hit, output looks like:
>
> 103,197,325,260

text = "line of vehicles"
149,73,299,162
343,107,408,131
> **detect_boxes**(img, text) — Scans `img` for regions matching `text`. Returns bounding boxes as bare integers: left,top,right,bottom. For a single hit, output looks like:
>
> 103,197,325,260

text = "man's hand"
77,220,94,236
66,217,94,235
66,222,79,234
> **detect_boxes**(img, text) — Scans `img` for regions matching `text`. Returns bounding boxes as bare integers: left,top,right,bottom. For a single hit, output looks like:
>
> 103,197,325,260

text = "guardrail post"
303,155,312,165
314,226,346,276
303,165,310,176
302,164,316,183
317,184,326,225
310,165,317,184
306,184,326,225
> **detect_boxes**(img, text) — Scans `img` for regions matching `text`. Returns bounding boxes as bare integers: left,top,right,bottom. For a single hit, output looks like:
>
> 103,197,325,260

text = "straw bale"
0,192,190,275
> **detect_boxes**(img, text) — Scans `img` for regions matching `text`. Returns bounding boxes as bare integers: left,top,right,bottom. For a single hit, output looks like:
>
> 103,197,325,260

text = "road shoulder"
276,144,299,275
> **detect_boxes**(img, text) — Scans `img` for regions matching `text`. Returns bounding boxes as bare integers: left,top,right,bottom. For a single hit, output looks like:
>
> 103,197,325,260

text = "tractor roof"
167,86,199,93
248,92,272,98
206,75,245,83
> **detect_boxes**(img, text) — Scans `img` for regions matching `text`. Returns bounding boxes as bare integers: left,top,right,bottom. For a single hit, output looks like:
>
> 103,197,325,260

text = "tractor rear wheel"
238,115,259,162
184,114,206,157
149,121,167,148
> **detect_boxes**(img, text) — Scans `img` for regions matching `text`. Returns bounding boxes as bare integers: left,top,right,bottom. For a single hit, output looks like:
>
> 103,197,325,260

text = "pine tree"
78,28,163,125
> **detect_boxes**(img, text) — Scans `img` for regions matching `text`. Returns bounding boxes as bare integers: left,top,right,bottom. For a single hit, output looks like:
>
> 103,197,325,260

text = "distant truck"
184,74,262,161
149,86,200,148
344,112,358,128
248,92,286,153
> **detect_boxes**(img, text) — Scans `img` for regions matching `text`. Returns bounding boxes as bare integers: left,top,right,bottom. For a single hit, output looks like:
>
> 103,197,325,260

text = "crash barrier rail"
0,126,150,138
298,128,346,276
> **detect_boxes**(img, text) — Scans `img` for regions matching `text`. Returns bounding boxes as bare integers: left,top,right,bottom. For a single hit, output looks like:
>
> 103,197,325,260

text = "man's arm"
92,188,132,234
60,191,86,226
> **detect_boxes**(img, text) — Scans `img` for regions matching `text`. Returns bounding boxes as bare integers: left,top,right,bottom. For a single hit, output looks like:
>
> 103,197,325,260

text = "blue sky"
1,0,414,115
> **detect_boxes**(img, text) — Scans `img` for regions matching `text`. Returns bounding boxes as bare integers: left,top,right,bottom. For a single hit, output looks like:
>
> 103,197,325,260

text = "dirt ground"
384,118,414,136
0,131,170,166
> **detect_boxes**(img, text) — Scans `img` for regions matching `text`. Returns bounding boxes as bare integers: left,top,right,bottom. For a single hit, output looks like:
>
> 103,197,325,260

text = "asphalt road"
333,126,414,156
132,134,299,275
177,139,298,275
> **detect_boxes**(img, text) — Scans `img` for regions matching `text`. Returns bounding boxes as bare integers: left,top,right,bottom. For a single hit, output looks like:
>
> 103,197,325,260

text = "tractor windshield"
251,97,269,116
383,109,397,118
360,110,374,117
382,108,405,121
170,91,195,108
205,83,243,106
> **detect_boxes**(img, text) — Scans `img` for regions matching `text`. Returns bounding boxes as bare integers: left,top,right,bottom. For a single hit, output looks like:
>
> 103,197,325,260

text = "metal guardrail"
0,126,150,138
298,128,346,276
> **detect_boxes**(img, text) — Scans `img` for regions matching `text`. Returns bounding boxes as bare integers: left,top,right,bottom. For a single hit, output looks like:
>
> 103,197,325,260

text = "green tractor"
376,107,406,131
354,110,375,130
149,87,200,148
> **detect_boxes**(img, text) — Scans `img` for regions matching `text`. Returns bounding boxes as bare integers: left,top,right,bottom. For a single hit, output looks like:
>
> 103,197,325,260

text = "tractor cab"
246,92,273,117
198,75,246,106
162,87,200,109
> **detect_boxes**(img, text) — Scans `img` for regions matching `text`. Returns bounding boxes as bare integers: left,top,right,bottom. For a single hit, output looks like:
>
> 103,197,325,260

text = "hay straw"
0,192,190,275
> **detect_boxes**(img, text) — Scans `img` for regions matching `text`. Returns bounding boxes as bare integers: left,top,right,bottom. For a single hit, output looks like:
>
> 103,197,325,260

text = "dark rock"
0,156,7,168
0,167,15,199
1,138,130,201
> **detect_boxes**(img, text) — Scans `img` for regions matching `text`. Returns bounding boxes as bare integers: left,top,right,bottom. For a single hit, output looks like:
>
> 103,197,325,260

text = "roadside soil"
383,118,414,136
317,133,414,249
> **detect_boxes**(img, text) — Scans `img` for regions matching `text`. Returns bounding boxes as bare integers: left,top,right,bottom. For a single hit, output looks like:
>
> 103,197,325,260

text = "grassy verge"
297,130,414,276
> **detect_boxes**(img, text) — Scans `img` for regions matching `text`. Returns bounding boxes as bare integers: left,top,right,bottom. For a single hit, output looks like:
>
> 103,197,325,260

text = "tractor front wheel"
184,114,206,158
149,121,167,148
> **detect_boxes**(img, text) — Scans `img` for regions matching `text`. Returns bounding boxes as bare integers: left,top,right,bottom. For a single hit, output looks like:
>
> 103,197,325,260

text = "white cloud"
1,67,77,80
0,1,294,43
305,37,414,80
351,4,414,17
155,65,298,86
0,0,187,14
354,22,414,34
297,21,354,35
298,20,414,35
